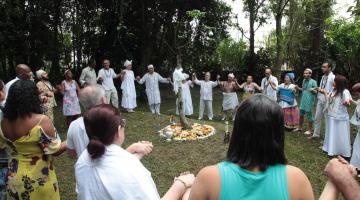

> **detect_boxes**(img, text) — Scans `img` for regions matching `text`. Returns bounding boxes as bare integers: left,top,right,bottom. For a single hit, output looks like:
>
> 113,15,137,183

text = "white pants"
313,100,327,137
199,100,213,119
149,103,160,115
105,88,119,108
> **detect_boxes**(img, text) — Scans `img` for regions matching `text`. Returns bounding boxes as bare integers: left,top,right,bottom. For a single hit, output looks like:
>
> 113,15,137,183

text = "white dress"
176,80,193,116
322,89,352,157
138,72,169,105
350,100,360,168
121,70,137,109
75,144,160,200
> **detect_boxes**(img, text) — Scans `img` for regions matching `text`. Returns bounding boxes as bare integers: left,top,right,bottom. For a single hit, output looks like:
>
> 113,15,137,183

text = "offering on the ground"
159,123,215,141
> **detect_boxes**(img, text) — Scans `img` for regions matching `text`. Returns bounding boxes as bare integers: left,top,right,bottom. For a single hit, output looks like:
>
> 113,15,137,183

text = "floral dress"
37,81,57,121
62,80,81,116
0,115,61,200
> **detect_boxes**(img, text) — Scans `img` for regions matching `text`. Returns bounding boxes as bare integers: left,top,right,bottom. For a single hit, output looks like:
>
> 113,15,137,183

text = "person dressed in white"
75,104,195,200
309,62,336,140
79,59,97,87
350,83,360,168
1,64,33,106
136,64,171,115
321,75,352,158
176,79,193,116
120,60,137,112
67,85,153,159
192,72,218,120
261,68,278,101
97,59,121,108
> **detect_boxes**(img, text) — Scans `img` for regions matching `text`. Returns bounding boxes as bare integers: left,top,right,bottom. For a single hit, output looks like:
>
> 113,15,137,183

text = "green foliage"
0,0,232,83
214,38,247,72
326,17,360,83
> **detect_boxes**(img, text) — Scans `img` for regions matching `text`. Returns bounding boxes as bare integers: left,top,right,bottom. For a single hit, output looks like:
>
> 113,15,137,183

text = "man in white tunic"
218,73,241,121
1,64,33,106
136,64,171,115
261,68,278,101
97,59,121,108
120,60,137,112
308,62,335,140
193,72,218,120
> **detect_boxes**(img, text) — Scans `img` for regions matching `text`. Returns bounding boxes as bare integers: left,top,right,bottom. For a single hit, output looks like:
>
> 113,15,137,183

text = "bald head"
16,64,32,80
79,85,106,110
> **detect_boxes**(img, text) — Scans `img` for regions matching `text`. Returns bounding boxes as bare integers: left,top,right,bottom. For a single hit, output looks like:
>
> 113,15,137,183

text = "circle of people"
0,60,359,199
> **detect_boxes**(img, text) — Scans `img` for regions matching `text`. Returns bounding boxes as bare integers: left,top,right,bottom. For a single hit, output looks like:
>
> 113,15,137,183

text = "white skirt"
351,130,360,168
322,116,351,157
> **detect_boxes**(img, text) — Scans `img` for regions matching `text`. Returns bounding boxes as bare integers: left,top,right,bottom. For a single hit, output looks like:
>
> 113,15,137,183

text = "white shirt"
67,117,89,157
0,77,19,106
194,80,218,100
79,66,97,86
172,68,189,94
318,72,335,102
261,75,278,101
351,100,360,126
138,72,169,105
75,144,160,200
327,89,352,120
98,68,117,90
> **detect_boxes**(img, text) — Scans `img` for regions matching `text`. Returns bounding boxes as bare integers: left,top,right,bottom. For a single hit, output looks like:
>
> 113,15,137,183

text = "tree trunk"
248,0,256,73
274,13,283,76
177,86,191,130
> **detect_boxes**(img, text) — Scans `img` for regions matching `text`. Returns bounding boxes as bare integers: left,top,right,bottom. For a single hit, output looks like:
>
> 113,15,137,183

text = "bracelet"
174,178,189,189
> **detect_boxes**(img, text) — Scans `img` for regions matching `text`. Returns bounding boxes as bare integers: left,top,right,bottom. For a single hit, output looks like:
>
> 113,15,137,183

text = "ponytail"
87,139,106,159
84,104,124,160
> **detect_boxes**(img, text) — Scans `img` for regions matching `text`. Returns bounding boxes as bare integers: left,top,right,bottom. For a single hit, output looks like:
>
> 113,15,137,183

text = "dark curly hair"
3,80,42,121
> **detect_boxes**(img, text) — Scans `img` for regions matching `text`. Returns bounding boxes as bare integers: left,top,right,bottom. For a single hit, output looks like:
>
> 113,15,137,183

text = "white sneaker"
304,131,312,135
208,118,213,121
221,117,226,121
127,109,135,113
198,117,203,120
292,128,302,132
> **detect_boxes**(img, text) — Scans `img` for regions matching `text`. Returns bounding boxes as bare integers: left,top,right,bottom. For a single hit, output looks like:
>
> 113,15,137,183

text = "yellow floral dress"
0,116,61,200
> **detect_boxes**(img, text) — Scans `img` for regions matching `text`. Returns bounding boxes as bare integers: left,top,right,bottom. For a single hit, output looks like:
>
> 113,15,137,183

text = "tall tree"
270,0,290,74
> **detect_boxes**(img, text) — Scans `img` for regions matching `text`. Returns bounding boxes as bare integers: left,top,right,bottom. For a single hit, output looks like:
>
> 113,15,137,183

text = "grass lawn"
53,86,358,199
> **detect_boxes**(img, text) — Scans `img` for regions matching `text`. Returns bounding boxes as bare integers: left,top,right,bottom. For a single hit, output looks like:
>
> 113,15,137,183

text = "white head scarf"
304,68,312,74
228,73,235,78
36,69,46,79
124,60,132,67
147,64,154,69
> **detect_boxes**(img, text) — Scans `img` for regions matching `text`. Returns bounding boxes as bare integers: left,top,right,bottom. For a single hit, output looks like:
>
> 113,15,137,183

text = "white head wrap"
304,68,312,74
36,69,46,79
147,64,154,69
228,73,235,78
124,60,132,67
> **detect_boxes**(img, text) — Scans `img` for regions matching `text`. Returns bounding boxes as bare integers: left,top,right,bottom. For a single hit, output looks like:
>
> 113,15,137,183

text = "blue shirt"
218,161,290,200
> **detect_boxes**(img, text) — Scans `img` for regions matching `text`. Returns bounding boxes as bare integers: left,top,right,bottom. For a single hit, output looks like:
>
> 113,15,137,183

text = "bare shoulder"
286,165,308,180
39,115,56,138
198,165,220,178
286,165,314,200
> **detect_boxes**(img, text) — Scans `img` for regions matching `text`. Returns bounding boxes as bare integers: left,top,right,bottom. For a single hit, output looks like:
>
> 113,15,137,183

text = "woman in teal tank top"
189,94,314,200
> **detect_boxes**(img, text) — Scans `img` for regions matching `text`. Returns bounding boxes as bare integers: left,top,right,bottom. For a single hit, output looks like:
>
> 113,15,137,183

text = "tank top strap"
37,115,45,126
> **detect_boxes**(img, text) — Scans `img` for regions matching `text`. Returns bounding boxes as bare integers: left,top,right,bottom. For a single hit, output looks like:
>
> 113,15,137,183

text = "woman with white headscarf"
36,69,58,121
120,60,137,112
